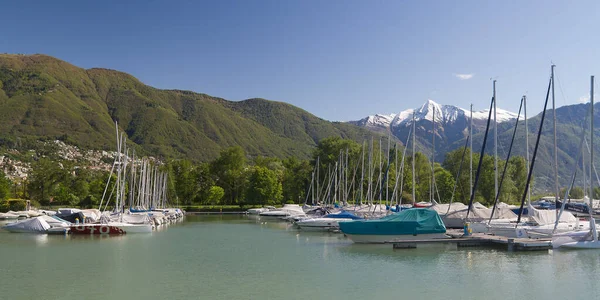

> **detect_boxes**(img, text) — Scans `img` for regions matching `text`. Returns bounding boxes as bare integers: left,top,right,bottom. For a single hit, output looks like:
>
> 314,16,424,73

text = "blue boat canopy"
338,208,446,236
324,211,362,220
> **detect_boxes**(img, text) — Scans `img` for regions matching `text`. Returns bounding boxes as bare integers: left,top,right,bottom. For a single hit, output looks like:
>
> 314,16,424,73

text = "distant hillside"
0,54,381,161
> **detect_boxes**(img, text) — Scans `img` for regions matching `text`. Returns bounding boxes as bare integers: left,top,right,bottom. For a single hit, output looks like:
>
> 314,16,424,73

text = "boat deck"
387,229,553,251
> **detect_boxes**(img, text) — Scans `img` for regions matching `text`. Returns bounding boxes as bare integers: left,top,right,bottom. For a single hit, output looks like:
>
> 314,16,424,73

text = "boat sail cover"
324,211,362,220
2,216,51,233
431,203,517,228
338,208,446,235
528,206,577,226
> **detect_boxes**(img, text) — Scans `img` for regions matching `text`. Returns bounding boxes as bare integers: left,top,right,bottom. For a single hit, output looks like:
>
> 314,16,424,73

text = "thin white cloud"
453,73,474,80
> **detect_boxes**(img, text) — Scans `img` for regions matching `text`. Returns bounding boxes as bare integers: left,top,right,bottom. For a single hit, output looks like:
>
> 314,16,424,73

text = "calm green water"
1,215,599,300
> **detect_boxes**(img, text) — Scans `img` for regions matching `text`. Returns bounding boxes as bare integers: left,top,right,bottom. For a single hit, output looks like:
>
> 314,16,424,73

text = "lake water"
1,215,599,300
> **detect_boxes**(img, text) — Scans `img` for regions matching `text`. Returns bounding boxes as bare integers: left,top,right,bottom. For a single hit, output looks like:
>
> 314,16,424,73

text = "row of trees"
0,136,583,209
169,147,312,206
167,137,531,208
0,160,112,208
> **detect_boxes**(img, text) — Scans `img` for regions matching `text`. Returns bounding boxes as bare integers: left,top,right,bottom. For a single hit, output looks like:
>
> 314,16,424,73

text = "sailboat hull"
560,241,600,249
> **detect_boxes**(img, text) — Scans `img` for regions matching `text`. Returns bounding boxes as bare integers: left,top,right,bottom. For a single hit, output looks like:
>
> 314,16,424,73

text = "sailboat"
489,66,598,239
559,75,600,249
71,123,153,234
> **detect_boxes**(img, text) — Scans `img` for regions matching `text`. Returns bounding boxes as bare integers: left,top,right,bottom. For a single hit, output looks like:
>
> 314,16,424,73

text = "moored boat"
338,208,447,243
259,204,306,218
296,211,362,231
69,222,152,234
247,206,276,215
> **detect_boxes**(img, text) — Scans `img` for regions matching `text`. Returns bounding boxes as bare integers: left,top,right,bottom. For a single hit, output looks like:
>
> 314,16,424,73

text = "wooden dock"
387,230,553,251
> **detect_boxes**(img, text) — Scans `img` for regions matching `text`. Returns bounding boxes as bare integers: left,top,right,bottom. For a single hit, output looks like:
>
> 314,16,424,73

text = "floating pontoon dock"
387,229,553,251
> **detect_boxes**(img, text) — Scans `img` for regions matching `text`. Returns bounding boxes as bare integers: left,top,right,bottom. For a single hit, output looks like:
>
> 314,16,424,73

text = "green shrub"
0,199,27,212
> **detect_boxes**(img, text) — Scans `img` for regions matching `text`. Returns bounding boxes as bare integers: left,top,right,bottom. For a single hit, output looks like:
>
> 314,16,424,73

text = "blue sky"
1,0,599,121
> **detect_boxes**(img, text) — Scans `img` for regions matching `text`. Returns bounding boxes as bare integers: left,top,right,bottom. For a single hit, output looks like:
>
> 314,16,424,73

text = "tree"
433,164,455,203
27,158,69,205
561,186,584,199
211,147,248,205
51,183,79,206
169,159,197,205
246,166,283,206
312,137,361,192
442,147,477,204
193,163,215,204
282,157,312,204
507,156,529,204
88,172,116,209
207,186,225,205
0,170,11,200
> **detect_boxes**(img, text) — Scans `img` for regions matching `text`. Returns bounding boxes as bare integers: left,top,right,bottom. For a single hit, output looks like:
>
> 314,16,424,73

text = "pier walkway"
387,230,553,251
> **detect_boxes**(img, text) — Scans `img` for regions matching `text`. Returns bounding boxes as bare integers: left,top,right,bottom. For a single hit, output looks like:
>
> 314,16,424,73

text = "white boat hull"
0,213,19,220
344,233,448,244
296,218,355,231
561,241,600,249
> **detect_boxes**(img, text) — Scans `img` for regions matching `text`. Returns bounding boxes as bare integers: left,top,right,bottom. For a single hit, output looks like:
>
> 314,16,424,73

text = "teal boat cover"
338,208,446,235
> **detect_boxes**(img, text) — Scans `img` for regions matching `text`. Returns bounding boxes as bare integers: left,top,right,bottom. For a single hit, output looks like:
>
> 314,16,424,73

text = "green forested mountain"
0,54,380,161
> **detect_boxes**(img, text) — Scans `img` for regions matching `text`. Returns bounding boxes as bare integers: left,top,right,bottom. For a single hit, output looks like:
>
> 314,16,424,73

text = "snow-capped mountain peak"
387,99,518,127
352,113,397,128
349,99,519,133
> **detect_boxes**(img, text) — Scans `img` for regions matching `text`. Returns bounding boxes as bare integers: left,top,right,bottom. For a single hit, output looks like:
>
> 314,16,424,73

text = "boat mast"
387,131,391,206
466,96,495,219
493,80,498,206
581,145,588,198
412,112,416,203
524,95,531,208
316,156,320,205
490,98,523,222
552,65,559,217
368,138,373,205
394,140,398,205
397,130,412,207
517,72,553,225
379,138,383,207
360,143,365,206
431,105,435,203
470,104,473,197
590,75,597,242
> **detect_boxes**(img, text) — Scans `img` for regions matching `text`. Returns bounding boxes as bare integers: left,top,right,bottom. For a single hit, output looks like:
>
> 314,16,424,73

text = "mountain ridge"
0,54,383,161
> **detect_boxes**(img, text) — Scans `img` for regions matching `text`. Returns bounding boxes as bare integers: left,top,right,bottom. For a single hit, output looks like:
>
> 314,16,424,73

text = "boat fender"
463,222,471,236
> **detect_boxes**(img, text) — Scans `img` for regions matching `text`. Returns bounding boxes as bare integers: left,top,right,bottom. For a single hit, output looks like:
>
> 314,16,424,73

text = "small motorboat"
296,211,362,231
259,204,306,218
247,206,276,215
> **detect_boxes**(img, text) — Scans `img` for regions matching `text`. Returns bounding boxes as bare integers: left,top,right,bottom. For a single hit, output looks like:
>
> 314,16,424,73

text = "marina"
3,2,600,300
2,214,599,300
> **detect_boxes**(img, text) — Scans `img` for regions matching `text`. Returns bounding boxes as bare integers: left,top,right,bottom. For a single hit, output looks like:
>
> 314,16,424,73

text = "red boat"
69,224,126,235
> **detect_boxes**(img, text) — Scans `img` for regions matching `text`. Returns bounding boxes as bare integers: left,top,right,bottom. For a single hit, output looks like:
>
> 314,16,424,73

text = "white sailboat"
559,75,600,249
497,67,600,239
